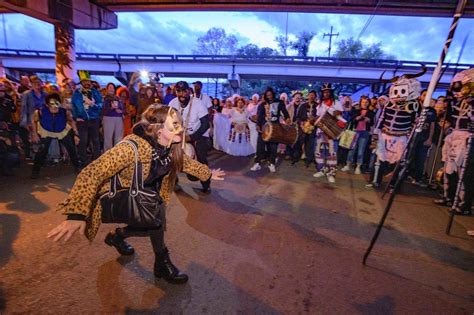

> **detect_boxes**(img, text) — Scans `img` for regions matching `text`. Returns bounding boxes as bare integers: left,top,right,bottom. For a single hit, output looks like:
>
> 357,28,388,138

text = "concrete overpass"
0,49,471,89
43,1,474,18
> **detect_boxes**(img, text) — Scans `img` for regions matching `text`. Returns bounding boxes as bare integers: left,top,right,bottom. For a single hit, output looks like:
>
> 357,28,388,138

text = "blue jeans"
347,130,369,165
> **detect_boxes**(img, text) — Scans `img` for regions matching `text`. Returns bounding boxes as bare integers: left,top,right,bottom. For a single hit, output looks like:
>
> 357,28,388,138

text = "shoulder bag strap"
119,139,141,196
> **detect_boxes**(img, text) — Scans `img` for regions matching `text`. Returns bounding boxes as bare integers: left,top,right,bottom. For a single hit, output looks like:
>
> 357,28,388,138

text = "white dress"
213,112,231,152
225,109,255,156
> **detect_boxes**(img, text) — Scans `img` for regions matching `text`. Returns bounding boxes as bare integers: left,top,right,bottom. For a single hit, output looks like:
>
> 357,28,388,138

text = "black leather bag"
100,139,162,228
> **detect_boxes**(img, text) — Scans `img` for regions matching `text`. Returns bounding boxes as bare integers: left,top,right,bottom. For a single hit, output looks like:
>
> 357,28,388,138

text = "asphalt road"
1,151,473,314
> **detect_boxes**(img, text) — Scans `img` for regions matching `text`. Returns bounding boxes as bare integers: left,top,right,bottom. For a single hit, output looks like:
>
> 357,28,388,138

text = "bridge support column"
55,23,76,87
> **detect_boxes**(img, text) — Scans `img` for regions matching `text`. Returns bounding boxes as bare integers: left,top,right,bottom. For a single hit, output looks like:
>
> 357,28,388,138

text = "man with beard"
71,70,103,167
293,90,317,167
170,81,212,193
250,87,290,173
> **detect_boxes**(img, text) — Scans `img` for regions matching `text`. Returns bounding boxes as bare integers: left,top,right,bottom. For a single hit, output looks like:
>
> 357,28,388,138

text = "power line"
357,0,384,40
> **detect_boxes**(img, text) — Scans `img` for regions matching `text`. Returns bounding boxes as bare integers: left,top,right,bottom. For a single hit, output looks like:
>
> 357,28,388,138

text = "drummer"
313,83,346,183
293,90,318,167
250,87,290,173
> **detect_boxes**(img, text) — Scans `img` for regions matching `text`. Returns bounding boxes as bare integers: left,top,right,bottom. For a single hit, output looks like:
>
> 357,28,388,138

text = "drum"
315,112,343,139
262,122,298,145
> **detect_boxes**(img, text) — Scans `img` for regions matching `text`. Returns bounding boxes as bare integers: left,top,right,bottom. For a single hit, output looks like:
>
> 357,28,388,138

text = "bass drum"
315,111,344,140
261,122,298,145
184,143,200,182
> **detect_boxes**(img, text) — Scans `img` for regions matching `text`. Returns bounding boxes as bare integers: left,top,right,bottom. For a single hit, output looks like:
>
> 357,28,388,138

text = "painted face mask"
164,107,183,148
48,99,61,113
451,68,474,98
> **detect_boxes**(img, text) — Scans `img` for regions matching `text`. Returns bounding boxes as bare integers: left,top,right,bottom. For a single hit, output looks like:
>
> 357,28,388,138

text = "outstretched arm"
48,141,137,242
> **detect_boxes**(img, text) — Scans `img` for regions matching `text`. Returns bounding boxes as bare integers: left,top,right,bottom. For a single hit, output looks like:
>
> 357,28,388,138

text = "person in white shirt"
247,94,260,118
170,81,212,193
193,81,212,109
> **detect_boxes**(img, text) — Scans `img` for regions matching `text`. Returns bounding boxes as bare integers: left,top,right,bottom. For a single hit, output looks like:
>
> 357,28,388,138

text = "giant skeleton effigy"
437,68,474,215
368,67,426,188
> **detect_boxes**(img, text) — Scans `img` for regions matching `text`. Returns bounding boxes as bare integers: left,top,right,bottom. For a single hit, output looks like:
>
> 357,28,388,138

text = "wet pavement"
1,151,473,314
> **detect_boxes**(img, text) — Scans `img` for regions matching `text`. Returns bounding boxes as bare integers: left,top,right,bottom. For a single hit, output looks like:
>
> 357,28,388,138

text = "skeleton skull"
389,76,421,103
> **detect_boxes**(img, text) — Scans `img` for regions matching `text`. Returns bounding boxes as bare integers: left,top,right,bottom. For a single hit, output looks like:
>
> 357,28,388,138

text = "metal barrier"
0,48,472,70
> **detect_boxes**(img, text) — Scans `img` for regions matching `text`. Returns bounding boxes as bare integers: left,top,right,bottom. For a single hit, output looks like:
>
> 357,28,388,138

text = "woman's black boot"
104,229,135,256
154,248,188,284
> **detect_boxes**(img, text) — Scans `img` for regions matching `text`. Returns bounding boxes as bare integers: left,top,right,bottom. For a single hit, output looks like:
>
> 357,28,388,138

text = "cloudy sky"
0,11,473,63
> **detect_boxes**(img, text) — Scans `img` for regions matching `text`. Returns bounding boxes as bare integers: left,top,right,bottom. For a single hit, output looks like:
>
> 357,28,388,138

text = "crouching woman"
47,105,225,284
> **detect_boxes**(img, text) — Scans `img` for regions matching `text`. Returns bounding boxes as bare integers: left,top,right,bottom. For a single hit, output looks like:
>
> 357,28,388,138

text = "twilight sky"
0,11,473,63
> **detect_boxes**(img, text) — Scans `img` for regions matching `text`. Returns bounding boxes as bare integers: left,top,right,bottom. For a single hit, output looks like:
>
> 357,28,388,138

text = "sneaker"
327,175,336,183
365,183,379,190
250,163,261,171
341,165,351,172
433,198,452,206
313,171,325,178
414,181,428,188
355,165,361,175
268,164,276,173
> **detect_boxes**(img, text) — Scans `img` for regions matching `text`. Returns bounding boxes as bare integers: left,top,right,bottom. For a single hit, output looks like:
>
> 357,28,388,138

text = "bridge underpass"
1,49,471,90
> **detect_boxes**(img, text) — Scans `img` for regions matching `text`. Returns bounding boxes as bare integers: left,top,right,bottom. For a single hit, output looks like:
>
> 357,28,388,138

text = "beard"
179,95,190,107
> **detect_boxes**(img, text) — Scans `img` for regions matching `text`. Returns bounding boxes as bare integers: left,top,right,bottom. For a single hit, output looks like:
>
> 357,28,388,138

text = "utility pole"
323,26,339,58
284,12,289,56
2,14,8,49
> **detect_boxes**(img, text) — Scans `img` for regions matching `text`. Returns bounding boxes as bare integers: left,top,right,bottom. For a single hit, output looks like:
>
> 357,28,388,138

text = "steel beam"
0,0,117,29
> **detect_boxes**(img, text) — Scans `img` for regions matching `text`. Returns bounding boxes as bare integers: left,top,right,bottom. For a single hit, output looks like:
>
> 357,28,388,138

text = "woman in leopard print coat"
48,105,225,284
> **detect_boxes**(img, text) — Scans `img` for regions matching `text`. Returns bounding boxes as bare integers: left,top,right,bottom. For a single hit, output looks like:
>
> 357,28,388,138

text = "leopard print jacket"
57,134,212,241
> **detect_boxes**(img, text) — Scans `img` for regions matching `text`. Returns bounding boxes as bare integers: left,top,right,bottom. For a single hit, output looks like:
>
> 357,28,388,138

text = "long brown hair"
138,104,184,190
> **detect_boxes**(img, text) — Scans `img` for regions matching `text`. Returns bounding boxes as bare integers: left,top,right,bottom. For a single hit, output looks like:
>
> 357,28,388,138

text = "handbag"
339,129,359,150
100,139,163,228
